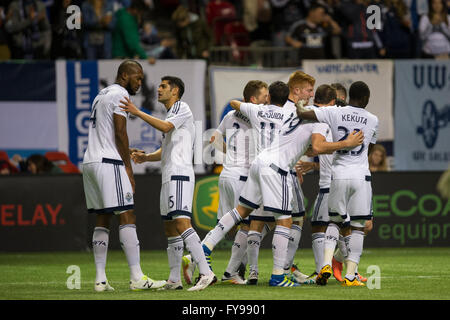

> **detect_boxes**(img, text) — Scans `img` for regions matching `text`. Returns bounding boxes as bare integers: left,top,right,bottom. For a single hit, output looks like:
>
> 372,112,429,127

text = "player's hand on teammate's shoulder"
120,97,140,116
345,130,364,147
129,148,145,155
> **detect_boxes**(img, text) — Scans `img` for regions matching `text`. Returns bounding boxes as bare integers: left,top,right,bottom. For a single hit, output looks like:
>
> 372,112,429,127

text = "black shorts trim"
329,211,347,220
350,215,373,221
171,175,190,181
102,158,124,165
319,188,330,193
365,176,371,181
292,211,305,217
239,176,248,182
88,204,134,214
290,170,297,176
239,196,260,209
269,163,288,176
311,221,329,227
263,206,292,215
162,210,192,220
249,215,275,222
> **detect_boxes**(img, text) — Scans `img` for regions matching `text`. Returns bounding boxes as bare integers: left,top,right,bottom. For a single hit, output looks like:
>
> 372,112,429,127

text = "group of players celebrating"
82,59,378,292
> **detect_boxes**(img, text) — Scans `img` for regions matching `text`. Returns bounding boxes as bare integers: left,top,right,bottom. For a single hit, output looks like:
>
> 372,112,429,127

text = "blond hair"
287,71,315,89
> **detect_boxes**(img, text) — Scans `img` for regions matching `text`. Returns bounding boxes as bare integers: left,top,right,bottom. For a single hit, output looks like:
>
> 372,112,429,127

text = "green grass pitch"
1,248,449,300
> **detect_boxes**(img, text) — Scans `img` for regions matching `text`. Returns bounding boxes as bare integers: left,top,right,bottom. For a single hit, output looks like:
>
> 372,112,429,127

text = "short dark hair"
243,80,268,102
349,81,370,107
161,76,185,98
117,59,143,79
314,84,336,104
330,83,347,99
268,81,289,106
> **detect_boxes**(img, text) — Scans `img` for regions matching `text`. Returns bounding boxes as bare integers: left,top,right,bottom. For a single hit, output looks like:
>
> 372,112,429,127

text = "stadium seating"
223,21,250,62
45,151,80,173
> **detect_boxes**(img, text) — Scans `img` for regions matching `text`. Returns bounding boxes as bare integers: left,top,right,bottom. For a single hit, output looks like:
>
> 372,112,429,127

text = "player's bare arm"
295,100,318,121
120,96,175,133
311,130,364,155
129,147,145,155
210,130,226,153
113,113,135,193
229,100,242,111
131,148,162,164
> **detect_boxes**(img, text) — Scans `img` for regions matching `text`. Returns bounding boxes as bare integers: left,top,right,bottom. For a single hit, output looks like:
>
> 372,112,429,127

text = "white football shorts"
83,159,134,214
160,175,194,220
217,175,250,224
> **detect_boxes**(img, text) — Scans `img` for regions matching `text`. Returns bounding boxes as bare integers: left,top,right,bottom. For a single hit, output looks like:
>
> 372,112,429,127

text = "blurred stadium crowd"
0,0,449,62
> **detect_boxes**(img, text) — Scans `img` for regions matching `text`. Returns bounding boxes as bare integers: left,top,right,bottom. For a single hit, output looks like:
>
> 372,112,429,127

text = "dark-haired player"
297,81,378,287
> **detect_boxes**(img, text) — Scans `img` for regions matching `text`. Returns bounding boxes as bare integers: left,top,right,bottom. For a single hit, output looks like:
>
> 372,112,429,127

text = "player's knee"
293,216,304,227
118,210,136,225
350,219,366,229
174,216,192,234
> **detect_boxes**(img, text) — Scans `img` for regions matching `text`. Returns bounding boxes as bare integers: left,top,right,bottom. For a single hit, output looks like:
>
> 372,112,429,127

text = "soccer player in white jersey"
120,76,215,291
281,71,316,284
295,84,339,282
82,60,166,292
197,81,363,287
298,81,379,287
214,80,268,284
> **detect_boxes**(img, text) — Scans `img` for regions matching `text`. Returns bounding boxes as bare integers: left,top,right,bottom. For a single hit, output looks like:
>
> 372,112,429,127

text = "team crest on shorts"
125,192,133,202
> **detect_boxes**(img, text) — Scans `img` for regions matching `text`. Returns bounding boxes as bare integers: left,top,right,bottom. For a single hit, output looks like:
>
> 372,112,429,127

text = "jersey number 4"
89,100,99,128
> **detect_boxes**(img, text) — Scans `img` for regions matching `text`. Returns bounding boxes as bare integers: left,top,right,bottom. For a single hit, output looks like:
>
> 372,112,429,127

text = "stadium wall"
0,172,448,252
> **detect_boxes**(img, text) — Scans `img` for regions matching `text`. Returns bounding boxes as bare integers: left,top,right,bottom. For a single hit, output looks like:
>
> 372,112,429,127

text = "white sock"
167,236,184,283
284,224,302,272
181,228,210,276
202,208,242,251
225,229,248,275
92,227,109,283
119,224,144,282
247,231,262,273
272,225,291,275
312,232,325,274
261,223,272,238
345,230,365,280
323,223,339,268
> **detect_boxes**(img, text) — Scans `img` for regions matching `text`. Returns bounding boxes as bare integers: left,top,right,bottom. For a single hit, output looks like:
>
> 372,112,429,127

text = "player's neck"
348,100,365,109
288,93,299,103
164,98,180,110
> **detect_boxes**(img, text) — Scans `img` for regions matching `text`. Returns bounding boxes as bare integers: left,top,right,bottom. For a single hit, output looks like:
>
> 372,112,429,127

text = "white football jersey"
216,110,255,179
161,100,195,184
83,84,129,164
313,105,379,179
239,102,291,155
257,116,327,171
309,105,333,189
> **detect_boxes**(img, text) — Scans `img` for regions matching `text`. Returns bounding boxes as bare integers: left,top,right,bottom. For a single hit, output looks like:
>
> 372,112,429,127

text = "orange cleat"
332,257,344,282
356,273,367,283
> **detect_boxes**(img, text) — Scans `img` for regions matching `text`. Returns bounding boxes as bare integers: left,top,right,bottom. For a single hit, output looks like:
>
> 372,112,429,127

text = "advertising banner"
394,60,450,171
0,62,58,158
302,60,394,141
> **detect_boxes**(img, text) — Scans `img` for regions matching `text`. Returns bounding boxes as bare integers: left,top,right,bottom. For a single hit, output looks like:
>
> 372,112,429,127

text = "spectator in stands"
0,160,19,174
270,0,308,47
82,0,115,59
112,0,156,64
171,5,213,59
404,0,429,58
26,154,63,174
368,144,389,172
419,0,450,58
243,0,273,44
0,1,11,60
50,0,83,59
335,0,386,58
379,0,413,58
140,20,176,59
5,0,52,59
285,2,341,59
